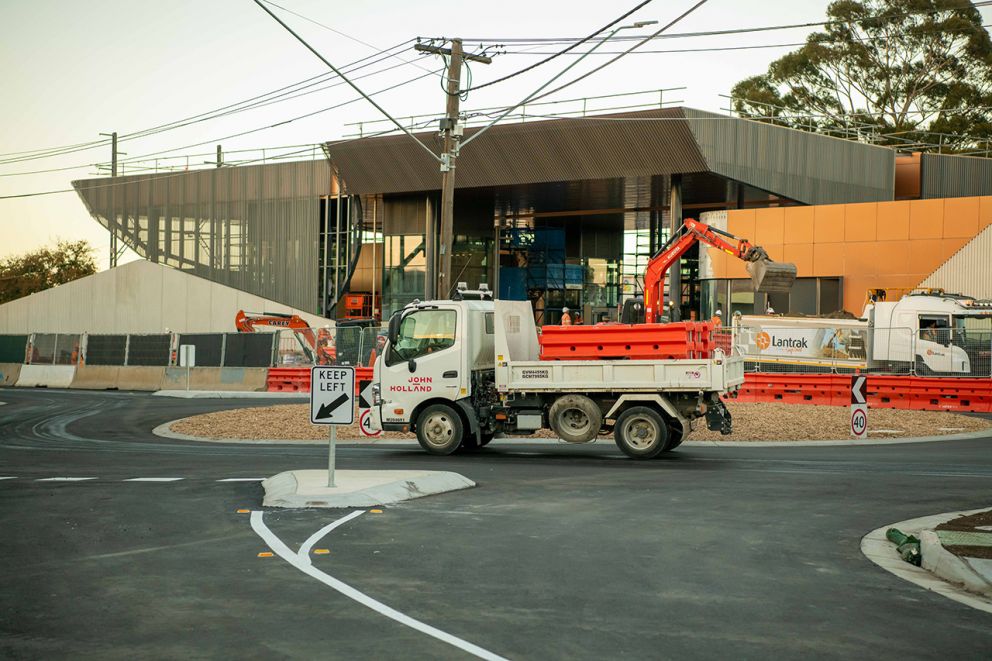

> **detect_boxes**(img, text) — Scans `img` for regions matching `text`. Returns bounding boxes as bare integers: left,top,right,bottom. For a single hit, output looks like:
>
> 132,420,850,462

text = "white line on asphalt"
0,477,16,481
35,477,96,482
250,511,507,661
216,478,265,482
123,478,185,482
297,511,364,561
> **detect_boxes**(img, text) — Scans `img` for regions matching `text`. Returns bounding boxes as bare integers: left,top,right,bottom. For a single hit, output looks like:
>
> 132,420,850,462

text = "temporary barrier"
539,322,712,361
114,367,166,391
15,365,76,388
727,373,992,413
161,367,269,391
267,366,374,394
0,363,22,387
70,365,121,390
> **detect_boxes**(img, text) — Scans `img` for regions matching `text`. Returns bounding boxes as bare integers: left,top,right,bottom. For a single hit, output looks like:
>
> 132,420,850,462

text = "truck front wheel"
416,404,464,455
614,406,669,459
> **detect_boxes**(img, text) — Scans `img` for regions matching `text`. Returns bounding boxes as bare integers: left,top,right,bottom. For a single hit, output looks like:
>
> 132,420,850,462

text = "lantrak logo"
754,331,809,352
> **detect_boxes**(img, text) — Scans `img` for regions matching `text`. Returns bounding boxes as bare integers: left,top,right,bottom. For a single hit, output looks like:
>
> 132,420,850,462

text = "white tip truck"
371,287,745,459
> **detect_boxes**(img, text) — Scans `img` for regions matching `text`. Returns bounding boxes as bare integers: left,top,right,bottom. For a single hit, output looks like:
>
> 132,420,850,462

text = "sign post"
850,374,868,439
179,344,195,391
310,365,356,487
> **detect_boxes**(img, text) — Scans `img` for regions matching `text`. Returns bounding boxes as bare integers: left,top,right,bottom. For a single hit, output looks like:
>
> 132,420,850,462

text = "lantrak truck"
371,288,744,459
733,290,992,375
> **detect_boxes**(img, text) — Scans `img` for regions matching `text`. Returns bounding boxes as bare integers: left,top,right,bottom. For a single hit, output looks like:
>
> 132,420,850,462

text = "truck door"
918,314,953,373
378,308,462,426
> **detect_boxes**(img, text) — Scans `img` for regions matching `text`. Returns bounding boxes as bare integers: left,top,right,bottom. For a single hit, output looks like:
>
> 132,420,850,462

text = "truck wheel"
614,406,669,459
416,404,464,455
549,395,602,443
666,419,685,451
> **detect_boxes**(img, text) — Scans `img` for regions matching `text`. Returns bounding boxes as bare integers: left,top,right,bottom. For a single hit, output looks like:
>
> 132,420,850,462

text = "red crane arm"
642,218,757,323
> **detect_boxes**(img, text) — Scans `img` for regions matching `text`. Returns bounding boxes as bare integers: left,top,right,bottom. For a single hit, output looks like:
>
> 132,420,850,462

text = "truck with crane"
369,217,797,458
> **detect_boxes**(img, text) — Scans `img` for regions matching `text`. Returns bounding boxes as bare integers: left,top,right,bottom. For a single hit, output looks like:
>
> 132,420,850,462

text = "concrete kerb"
262,469,476,508
861,508,992,614
153,390,307,400
0,363,21,387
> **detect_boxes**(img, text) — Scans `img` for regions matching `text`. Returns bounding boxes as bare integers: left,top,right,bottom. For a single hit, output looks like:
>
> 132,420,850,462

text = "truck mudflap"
705,399,733,435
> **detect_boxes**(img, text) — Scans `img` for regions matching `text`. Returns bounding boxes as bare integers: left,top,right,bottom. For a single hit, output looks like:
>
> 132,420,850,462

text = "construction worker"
766,302,775,315
561,307,573,326
711,309,723,328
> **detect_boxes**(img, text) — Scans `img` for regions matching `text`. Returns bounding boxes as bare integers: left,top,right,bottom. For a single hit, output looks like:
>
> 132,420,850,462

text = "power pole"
414,39,491,298
100,131,122,268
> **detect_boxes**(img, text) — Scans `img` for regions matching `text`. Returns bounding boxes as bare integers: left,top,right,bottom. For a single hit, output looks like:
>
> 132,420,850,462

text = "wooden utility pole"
414,39,491,299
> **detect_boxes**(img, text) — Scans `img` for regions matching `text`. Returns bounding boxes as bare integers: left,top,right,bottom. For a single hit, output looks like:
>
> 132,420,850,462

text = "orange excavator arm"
235,309,331,363
642,218,795,323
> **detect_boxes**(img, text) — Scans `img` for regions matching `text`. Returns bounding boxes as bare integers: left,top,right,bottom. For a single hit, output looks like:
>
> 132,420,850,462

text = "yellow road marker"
370,509,383,514
237,509,250,514
257,551,274,558
313,549,330,555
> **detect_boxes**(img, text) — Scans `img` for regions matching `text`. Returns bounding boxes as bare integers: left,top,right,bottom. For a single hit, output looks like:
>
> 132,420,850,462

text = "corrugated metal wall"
920,224,992,298
683,109,895,205
920,153,992,199
72,160,330,312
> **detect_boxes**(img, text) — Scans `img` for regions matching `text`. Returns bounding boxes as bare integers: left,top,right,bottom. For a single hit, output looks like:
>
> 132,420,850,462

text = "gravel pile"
168,402,991,443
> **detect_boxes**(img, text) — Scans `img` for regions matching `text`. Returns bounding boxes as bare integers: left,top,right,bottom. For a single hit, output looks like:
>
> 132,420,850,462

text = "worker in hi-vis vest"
561,307,573,326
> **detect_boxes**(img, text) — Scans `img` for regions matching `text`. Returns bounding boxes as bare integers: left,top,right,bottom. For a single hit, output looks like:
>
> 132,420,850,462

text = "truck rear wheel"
416,404,464,455
549,395,602,443
614,406,669,459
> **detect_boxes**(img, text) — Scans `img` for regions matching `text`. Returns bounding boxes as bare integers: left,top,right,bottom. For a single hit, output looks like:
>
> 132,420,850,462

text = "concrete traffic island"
262,469,475,509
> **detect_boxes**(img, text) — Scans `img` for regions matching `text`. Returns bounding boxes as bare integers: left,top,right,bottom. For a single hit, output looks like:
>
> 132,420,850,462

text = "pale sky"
2,0,990,269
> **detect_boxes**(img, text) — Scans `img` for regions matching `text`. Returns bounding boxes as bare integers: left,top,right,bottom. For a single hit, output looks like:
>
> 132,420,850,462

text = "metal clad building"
920,152,992,199
683,109,895,205
72,159,330,312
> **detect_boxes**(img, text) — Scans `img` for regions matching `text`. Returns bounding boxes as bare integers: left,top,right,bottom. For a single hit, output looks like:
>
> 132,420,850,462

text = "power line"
454,0,655,94
457,0,992,44
0,38,417,166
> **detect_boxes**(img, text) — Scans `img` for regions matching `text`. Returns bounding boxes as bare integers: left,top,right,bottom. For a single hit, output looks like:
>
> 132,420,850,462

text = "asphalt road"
0,389,990,660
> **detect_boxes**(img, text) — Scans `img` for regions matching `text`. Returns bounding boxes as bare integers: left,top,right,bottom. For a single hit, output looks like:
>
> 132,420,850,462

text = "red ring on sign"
359,408,382,437
851,408,867,437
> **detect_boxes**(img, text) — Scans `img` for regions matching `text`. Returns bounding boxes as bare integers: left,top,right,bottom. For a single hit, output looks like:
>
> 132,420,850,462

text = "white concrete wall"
0,260,331,334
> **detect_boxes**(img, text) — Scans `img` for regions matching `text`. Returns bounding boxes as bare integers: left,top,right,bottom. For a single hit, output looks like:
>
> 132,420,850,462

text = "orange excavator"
234,310,335,364
638,218,797,323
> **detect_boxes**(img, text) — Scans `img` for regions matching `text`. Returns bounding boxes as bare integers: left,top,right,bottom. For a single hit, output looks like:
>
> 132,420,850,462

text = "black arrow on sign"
316,393,350,421
851,375,867,405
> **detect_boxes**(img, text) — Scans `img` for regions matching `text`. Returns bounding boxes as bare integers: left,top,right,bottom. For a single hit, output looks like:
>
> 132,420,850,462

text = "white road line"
250,511,507,661
297,511,364,560
217,478,265,482
123,478,185,482
0,477,17,481
36,477,97,482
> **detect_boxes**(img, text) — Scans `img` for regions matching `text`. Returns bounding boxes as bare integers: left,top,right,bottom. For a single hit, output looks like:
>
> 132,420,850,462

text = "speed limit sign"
850,375,868,439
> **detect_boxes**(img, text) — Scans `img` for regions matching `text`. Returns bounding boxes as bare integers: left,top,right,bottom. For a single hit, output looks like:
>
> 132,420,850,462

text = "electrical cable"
458,0,992,44
454,0,654,94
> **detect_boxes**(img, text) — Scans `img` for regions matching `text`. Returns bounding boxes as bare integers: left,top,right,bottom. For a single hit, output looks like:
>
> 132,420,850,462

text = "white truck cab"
373,287,745,459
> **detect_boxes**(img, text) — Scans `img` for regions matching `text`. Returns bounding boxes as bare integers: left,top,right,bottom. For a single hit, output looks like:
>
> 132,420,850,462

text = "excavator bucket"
746,258,797,293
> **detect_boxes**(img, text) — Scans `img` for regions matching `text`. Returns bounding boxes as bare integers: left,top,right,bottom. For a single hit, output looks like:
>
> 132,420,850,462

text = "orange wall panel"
876,200,910,240
844,203,877,242
871,240,911,275
908,239,944,276
783,207,814,244
783,244,813,276
942,197,980,238
813,242,844,276
813,205,845,242
726,210,755,245
940,237,969,264
909,199,944,240
754,208,785,246
980,196,992,232
845,241,879,277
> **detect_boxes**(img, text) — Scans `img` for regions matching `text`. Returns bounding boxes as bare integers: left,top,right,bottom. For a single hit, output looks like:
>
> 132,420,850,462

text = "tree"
0,240,97,304
730,1,992,152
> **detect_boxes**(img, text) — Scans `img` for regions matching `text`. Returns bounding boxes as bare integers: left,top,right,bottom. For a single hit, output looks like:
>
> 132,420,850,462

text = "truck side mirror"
408,359,417,373
387,312,401,345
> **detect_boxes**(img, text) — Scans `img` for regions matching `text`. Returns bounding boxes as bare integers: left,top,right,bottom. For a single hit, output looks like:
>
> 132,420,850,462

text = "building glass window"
730,280,755,316
790,279,817,315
